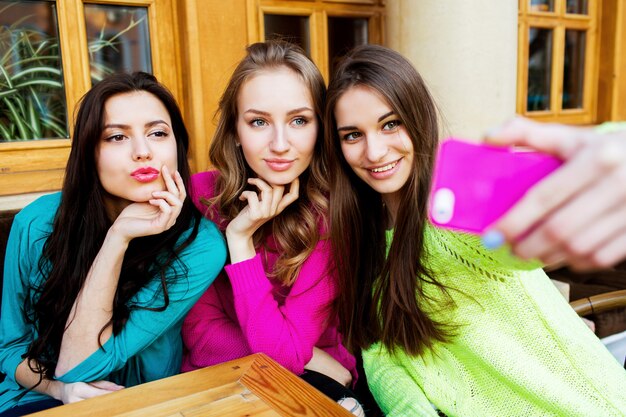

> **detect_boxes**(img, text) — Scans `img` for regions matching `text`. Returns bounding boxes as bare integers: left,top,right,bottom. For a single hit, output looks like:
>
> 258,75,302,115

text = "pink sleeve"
224,239,338,375
181,276,251,372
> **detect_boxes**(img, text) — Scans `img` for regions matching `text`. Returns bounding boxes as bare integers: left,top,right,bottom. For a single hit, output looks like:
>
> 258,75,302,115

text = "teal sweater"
0,193,226,411
363,226,626,416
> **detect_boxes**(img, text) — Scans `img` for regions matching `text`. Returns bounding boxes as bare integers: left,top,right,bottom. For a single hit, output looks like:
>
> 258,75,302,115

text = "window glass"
562,29,586,109
0,0,67,142
527,27,553,111
566,0,588,15
263,14,311,57
84,4,151,84
327,17,368,74
529,0,554,12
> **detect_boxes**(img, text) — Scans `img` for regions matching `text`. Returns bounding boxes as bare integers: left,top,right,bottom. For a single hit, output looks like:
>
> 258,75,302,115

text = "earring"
235,142,241,147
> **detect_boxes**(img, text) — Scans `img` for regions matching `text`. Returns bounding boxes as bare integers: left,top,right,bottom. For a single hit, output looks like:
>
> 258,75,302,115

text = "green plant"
0,3,66,141
0,3,146,142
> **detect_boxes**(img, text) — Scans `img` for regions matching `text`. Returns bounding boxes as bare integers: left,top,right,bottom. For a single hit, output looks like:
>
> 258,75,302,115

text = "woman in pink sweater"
181,41,363,415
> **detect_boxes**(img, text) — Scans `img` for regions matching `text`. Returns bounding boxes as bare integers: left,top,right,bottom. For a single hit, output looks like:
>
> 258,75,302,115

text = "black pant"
0,399,63,417
300,369,358,401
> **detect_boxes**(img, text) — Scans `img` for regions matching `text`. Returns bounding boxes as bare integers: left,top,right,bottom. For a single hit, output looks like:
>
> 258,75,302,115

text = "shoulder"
190,171,219,200
14,192,61,235
189,170,220,216
177,216,227,267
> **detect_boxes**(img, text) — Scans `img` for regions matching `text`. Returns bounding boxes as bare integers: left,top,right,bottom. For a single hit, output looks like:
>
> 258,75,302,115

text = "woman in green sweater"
324,44,626,416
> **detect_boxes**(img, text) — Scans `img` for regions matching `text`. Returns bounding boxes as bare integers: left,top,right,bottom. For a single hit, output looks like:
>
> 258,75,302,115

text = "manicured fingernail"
482,230,505,250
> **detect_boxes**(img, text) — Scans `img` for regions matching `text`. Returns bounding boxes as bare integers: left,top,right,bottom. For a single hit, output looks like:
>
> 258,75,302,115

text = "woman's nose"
132,137,153,161
366,134,388,162
269,126,290,153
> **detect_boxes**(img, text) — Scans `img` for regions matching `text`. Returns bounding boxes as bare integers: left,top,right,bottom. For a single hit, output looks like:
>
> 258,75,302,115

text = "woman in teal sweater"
0,72,226,415
324,44,626,416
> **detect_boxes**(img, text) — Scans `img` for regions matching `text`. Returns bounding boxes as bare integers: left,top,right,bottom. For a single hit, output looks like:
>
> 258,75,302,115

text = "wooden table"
29,353,353,417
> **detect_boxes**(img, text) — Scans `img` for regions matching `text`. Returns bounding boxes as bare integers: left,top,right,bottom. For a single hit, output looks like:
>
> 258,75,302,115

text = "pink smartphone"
428,138,562,234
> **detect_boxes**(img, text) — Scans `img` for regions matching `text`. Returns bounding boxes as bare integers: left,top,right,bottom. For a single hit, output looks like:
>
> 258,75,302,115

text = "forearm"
228,253,336,373
305,347,352,386
56,228,128,376
15,358,63,401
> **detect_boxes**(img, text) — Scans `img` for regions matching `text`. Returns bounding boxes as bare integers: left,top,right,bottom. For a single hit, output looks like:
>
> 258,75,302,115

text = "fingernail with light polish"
482,230,505,250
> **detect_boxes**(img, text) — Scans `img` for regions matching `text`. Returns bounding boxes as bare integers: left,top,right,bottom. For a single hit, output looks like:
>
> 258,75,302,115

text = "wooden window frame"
246,0,384,80
0,0,181,197
517,0,599,124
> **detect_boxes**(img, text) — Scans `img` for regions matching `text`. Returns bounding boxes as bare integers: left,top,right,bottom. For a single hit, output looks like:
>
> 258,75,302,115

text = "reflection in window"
563,30,585,109
84,4,152,84
530,0,554,12
264,14,311,57
527,28,553,111
0,1,67,141
566,0,588,15
328,17,368,75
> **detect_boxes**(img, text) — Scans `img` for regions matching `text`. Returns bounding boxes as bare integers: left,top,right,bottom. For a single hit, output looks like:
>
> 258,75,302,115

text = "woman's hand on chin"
225,177,299,263
111,165,185,241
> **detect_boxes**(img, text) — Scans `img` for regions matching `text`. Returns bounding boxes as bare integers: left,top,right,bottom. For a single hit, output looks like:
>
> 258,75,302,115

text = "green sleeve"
362,343,439,417
594,121,626,134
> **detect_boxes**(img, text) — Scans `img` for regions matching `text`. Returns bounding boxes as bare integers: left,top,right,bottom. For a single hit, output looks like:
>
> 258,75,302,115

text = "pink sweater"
181,171,357,381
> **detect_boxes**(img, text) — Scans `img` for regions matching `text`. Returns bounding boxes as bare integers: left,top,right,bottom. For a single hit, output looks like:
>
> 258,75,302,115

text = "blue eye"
251,119,267,127
382,120,402,131
292,117,307,126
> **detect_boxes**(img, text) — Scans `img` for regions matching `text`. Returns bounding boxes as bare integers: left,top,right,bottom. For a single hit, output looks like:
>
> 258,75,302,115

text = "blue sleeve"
57,218,226,382
0,212,45,382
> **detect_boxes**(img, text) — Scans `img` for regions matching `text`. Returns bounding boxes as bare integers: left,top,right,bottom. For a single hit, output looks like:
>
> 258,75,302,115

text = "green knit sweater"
363,226,626,417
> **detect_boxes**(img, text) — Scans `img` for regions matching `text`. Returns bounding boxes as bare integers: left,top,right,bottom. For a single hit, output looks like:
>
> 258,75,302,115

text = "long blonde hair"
208,40,328,285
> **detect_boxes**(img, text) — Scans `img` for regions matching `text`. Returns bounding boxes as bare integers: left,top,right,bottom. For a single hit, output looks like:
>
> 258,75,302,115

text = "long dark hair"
325,45,451,356
25,72,200,379
208,40,329,285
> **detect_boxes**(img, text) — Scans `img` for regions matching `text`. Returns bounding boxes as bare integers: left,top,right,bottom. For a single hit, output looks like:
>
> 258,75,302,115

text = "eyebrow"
243,107,314,117
337,111,396,131
103,119,170,130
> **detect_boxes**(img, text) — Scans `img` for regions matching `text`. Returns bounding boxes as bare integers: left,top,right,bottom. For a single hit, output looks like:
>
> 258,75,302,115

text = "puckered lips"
131,166,160,183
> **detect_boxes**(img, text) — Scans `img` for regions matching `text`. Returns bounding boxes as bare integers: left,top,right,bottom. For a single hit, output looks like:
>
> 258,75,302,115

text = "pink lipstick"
131,167,160,183
265,159,295,172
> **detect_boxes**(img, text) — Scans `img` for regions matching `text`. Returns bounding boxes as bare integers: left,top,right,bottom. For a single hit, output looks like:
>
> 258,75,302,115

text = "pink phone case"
429,138,562,234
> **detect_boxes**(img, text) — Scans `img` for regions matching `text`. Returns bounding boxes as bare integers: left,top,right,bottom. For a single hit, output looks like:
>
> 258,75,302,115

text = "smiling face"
236,66,318,186
334,85,414,211
96,90,178,217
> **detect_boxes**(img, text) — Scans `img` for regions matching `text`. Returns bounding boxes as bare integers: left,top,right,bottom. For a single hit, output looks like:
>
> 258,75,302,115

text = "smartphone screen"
429,138,562,234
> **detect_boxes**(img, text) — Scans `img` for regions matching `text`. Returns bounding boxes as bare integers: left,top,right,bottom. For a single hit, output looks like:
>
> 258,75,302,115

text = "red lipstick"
131,167,160,183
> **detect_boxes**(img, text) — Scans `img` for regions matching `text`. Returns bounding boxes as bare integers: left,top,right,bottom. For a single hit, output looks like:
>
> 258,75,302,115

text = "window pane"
529,0,554,12
263,14,311,57
562,29,586,109
328,17,368,74
84,4,152,85
0,1,68,142
527,28,553,111
566,0,588,15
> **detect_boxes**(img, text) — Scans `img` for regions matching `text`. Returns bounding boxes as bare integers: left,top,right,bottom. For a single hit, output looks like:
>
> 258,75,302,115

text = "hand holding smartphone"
429,138,562,234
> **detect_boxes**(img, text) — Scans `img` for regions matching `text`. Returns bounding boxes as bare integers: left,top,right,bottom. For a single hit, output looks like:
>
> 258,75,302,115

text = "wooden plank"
28,354,351,417
241,354,352,417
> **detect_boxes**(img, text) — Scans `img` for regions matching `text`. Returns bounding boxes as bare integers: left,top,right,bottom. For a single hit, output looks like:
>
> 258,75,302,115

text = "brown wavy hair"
325,45,452,356
208,40,328,285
